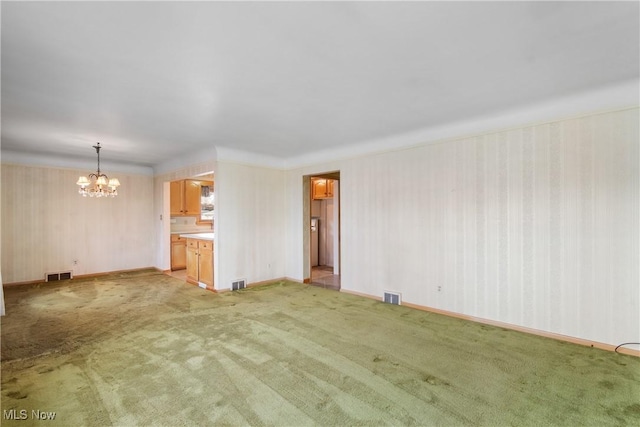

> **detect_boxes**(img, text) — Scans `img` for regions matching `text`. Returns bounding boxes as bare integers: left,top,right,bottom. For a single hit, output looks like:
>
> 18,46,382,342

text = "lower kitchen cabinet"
170,235,186,270
186,238,214,289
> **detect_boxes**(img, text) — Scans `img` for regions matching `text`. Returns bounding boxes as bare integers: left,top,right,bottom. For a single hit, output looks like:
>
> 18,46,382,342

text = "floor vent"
383,291,401,305
45,271,73,282
232,279,246,291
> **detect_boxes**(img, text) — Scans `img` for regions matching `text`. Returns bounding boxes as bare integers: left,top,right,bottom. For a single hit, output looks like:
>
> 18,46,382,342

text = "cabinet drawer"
200,240,213,250
171,234,185,243
187,239,198,249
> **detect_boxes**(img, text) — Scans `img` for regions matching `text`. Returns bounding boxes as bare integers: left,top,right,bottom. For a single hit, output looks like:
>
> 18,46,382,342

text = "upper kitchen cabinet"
312,178,335,199
170,180,201,216
170,179,213,219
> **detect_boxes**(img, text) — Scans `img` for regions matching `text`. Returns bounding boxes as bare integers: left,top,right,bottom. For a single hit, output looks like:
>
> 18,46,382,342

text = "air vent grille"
45,271,73,282
383,291,401,305
232,279,246,291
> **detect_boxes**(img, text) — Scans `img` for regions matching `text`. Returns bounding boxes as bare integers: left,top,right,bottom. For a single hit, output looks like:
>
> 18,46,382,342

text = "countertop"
179,232,214,241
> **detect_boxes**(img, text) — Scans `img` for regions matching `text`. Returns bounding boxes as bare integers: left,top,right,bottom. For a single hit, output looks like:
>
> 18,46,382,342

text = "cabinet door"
312,179,327,199
326,179,335,198
183,180,202,215
186,241,199,283
198,241,214,288
170,181,185,215
312,179,335,199
171,240,186,270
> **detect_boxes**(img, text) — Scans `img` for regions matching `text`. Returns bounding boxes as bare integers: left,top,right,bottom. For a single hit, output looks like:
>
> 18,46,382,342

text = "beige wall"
285,107,639,347
215,161,286,290
1,164,155,283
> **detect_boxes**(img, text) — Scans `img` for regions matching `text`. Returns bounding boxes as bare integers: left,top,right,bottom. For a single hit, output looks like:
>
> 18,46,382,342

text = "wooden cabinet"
198,240,213,288
170,234,186,270
170,179,208,216
312,179,335,199
186,240,198,283
186,238,214,289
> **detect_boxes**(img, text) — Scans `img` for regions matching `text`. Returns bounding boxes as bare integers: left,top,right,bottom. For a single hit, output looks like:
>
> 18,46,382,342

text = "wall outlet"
73,260,79,266
437,285,442,292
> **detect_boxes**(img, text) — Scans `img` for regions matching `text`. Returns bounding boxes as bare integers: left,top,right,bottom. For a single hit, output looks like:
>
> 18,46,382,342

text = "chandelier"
76,143,120,197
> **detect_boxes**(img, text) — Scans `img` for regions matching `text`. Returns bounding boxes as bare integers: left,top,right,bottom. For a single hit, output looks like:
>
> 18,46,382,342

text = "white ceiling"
2,1,638,169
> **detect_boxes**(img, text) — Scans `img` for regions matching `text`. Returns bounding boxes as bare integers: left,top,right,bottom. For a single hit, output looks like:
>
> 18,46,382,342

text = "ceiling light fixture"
76,143,120,197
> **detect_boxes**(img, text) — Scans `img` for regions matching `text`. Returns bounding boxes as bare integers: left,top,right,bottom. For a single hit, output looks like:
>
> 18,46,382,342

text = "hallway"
310,266,340,291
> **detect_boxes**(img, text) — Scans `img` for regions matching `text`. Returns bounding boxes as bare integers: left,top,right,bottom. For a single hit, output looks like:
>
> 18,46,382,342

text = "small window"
199,183,214,222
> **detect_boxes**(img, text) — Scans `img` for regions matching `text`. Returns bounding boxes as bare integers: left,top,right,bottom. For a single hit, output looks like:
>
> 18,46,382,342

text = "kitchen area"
169,177,215,290
310,174,340,290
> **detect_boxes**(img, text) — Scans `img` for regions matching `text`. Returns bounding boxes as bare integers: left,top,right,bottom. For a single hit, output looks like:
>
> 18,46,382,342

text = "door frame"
303,171,340,284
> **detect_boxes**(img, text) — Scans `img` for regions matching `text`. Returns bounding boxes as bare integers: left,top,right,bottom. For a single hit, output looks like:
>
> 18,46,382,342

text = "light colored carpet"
2,270,639,426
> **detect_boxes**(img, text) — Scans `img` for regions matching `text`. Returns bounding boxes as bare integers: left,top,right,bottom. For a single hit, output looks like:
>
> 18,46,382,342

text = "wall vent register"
232,279,246,291
383,291,401,305
45,271,73,282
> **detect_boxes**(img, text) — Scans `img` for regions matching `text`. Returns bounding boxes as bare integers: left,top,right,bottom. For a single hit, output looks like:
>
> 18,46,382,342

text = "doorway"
305,172,340,290
162,172,215,282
